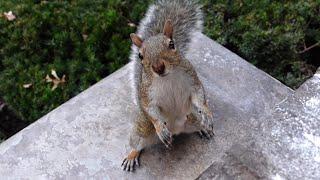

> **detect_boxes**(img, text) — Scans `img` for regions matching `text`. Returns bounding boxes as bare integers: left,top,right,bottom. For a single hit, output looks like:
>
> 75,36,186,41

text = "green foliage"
0,0,150,122
0,0,319,124
202,0,319,88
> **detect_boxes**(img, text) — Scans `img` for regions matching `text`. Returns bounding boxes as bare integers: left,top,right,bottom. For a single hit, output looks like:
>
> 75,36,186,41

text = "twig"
298,42,320,54
0,101,5,111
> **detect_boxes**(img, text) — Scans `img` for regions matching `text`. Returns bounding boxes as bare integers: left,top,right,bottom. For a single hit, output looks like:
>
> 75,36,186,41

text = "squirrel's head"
130,20,181,77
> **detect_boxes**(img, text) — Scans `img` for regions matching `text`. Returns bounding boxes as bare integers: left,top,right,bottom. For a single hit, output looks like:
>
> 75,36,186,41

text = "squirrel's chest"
149,69,194,119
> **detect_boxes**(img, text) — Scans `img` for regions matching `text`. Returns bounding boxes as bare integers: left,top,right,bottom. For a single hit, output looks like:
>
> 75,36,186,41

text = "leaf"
45,75,53,82
23,83,33,88
82,34,88,41
45,69,66,91
4,11,16,21
128,22,136,27
51,69,60,80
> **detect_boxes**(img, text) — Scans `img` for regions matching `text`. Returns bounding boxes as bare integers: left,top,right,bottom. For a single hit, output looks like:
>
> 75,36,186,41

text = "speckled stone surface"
0,33,318,180
197,69,320,180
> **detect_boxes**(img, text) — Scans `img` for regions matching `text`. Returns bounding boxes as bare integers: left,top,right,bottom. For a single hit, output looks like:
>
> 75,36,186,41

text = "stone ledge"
0,32,306,179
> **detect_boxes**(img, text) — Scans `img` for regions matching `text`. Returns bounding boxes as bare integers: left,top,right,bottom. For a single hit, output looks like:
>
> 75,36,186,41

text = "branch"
298,42,320,54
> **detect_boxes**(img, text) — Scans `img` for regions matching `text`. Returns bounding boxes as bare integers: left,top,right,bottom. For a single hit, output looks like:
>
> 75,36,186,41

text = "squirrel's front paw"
197,107,214,131
155,122,173,148
202,112,214,131
121,150,140,172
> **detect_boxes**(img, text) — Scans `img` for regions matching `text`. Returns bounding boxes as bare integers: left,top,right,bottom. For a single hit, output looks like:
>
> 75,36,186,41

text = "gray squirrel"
122,0,214,171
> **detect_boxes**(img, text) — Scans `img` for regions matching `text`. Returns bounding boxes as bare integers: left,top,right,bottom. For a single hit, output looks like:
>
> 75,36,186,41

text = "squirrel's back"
130,0,203,106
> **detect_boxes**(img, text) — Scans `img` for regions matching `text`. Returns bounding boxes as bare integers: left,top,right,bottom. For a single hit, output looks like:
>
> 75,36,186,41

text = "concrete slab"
198,69,320,180
0,33,298,179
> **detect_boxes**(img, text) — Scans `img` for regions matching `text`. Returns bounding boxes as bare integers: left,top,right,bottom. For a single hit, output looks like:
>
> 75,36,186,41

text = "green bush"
0,0,150,122
202,0,319,88
0,0,319,124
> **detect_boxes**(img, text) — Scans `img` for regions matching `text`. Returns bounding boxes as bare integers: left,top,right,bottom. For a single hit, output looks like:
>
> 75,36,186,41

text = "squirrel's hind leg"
122,133,159,171
122,113,159,172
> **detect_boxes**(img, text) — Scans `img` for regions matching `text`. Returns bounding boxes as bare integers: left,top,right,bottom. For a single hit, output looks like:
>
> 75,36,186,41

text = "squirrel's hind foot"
121,150,141,172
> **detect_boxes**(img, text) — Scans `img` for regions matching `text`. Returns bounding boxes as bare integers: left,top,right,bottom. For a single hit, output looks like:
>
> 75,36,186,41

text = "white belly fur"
150,68,194,135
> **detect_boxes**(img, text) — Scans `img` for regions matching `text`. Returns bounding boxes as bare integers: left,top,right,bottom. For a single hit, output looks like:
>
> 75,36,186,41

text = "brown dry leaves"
22,83,33,89
46,69,66,91
128,22,136,27
3,11,16,21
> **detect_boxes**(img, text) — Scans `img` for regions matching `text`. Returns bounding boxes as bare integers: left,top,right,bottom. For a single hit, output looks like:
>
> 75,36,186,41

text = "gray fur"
123,1,211,171
130,5,156,106
150,67,194,134
143,35,168,60
130,0,203,107
138,0,203,54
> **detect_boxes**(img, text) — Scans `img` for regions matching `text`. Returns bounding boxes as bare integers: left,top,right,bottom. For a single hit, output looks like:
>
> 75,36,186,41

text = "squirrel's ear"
163,19,173,39
130,33,143,48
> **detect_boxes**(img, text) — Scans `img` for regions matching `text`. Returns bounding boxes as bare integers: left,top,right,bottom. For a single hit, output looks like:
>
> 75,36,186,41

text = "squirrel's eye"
138,52,143,60
169,40,175,49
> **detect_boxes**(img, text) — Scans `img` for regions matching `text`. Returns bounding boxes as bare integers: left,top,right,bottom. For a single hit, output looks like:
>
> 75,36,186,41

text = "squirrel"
121,0,214,171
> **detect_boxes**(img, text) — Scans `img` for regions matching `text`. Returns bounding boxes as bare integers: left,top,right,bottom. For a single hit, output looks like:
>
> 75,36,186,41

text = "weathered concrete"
0,32,319,180
197,68,320,180
255,70,320,180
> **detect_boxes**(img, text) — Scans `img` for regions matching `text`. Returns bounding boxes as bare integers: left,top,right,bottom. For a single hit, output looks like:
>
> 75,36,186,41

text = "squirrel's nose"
152,61,165,76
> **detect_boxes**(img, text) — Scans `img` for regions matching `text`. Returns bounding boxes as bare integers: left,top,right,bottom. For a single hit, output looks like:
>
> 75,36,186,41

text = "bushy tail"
135,0,203,55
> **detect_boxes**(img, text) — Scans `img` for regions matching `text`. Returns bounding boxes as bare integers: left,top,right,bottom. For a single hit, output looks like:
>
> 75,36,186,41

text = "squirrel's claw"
197,110,215,139
157,124,173,148
200,110,214,132
193,104,214,132
122,158,137,172
121,150,140,172
198,128,214,139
